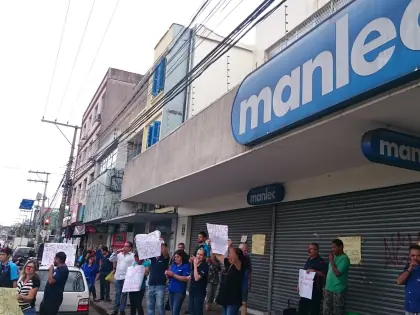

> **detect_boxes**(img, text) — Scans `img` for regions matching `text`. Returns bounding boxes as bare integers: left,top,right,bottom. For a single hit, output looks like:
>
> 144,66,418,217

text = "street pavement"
91,282,223,315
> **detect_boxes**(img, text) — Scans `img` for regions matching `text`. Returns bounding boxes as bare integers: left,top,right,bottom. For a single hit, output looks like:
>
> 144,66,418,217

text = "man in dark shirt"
298,243,327,315
147,243,170,315
39,252,69,315
239,243,252,315
99,245,113,301
0,247,19,288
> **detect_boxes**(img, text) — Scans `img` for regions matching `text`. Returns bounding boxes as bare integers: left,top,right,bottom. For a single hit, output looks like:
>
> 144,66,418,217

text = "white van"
35,266,90,314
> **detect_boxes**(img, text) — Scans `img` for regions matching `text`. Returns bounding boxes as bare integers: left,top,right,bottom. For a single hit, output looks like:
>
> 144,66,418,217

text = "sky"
0,0,259,226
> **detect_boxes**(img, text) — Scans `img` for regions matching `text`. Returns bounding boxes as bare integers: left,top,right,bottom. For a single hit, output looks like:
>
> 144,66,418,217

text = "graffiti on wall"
384,232,420,268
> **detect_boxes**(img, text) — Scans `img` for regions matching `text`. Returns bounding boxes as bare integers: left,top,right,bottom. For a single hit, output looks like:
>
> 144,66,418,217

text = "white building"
120,0,420,314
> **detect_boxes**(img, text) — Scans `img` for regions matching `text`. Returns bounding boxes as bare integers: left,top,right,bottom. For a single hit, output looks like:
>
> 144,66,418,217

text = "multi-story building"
119,0,420,314
69,68,141,248
103,23,253,251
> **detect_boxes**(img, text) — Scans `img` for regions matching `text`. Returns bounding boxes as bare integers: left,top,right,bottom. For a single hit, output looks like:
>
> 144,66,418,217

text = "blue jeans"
114,279,128,312
188,291,205,315
23,307,36,315
222,305,241,315
169,292,186,315
147,285,166,315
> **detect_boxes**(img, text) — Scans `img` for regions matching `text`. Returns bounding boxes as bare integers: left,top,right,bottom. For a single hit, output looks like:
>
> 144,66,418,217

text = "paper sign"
122,265,145,292
41,243,77,266
0,288,23,315
298,269,316,300
241,235,247,243
251,234,266,255
135,232,162,259
206,223,228,255
340,236,362,264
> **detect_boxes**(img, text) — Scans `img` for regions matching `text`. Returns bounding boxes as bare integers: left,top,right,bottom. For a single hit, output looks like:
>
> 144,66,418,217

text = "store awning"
101,212,177,224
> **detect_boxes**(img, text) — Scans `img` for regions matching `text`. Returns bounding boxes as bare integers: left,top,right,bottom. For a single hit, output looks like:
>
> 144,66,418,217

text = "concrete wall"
254,0,330,67
121,87,247,200
186,30,253,119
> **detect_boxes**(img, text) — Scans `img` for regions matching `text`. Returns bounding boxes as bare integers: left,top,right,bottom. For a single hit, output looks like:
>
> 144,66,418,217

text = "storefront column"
267,205,277,312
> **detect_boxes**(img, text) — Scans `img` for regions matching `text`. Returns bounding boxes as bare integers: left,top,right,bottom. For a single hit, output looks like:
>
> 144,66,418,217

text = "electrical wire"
56,0,97,119
42,0,72,118
70,0,121,120
73,0,283,177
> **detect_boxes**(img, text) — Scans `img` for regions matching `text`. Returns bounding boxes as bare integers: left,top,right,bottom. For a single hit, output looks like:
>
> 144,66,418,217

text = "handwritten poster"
298,269,316,300
41,243,77,266
0,288,23,315
340,236,362,264
251,234,266,255
122,265,145,292
206,223,228,255
135,231,162,259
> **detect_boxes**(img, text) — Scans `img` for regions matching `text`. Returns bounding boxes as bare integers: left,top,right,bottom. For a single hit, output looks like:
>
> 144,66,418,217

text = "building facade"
70,68,141,248
120,0,420,314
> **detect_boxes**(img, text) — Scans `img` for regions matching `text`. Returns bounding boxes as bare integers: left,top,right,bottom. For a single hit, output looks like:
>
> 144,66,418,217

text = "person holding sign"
190,232,211,264
109,241,135,315
215,239,244,315
188,247,209,315
128,251,151,315
396,244,420,315
39,252,69,315
166,250,190,315
323,239,350,315
298,243,328,315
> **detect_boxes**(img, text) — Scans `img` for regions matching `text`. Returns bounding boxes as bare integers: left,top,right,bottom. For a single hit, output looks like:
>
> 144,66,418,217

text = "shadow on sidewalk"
92,282,223,315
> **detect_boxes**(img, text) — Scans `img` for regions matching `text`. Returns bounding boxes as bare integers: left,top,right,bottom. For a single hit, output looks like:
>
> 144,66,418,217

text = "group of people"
0,246,69,315
90,231,252,315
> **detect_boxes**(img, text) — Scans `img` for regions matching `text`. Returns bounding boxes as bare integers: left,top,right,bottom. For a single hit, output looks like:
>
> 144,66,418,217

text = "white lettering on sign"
249,188,277,203
238,0,420,135
380,140,420,162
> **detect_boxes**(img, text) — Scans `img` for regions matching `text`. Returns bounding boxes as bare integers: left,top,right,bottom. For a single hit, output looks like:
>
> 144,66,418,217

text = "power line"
43,0,72,118
56,0,97,119
70,0,120,120
73,0,282,177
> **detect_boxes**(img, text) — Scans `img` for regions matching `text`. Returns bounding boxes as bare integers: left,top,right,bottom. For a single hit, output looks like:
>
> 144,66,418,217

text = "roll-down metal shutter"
272,182,420,315
190,207,273,312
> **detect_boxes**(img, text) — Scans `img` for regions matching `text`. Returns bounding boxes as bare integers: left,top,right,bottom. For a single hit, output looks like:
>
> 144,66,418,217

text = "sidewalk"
92,282,223,315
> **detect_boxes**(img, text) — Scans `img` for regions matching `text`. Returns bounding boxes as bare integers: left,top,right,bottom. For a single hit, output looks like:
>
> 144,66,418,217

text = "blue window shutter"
152,64,159,96
158,58,167,92
147,125,154,148
152,121,161,145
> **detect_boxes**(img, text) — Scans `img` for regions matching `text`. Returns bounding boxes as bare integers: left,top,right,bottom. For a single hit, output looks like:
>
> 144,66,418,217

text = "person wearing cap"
0,247,19,288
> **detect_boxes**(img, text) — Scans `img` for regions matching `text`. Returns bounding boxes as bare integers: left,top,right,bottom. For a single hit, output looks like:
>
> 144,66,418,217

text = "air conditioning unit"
95,114,101,122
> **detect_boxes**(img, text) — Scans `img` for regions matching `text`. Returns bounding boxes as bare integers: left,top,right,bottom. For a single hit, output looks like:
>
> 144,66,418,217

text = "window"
89,172,94,184
146,121,161,148
37,270,85,292
100,148,118,173
152,58,167,96
82,178,87,199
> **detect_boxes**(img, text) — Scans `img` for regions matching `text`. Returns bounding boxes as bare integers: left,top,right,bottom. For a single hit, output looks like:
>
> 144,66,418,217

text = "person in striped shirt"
16,260,40,315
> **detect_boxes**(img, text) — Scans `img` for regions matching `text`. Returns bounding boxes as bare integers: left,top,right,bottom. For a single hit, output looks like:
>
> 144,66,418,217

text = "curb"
91,302,111,315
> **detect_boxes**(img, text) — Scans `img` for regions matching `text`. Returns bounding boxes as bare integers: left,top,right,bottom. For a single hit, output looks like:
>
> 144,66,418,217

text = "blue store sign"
362,128,420,172
247,184,285,206
231,0,420,145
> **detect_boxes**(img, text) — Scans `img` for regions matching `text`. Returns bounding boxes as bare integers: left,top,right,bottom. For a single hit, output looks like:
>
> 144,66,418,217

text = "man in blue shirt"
0,247,19,288
40,252,69,315
298,243,328,315
147,243,170,315
396,244,420,315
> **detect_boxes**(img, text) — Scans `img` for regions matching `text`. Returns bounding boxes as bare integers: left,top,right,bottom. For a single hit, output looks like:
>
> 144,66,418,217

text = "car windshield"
37,270,85,292
14,248,30,256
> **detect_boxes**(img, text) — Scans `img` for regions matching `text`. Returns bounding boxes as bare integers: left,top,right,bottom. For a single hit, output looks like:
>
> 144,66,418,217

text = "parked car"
12,246,36,267
35,266,90,315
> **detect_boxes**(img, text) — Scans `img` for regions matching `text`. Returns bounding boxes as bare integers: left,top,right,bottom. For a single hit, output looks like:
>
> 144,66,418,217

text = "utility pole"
42,119,79,242
27,171,50,244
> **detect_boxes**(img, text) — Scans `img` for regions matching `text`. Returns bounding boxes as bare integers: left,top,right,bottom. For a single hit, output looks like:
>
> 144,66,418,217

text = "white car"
35,266,90,315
